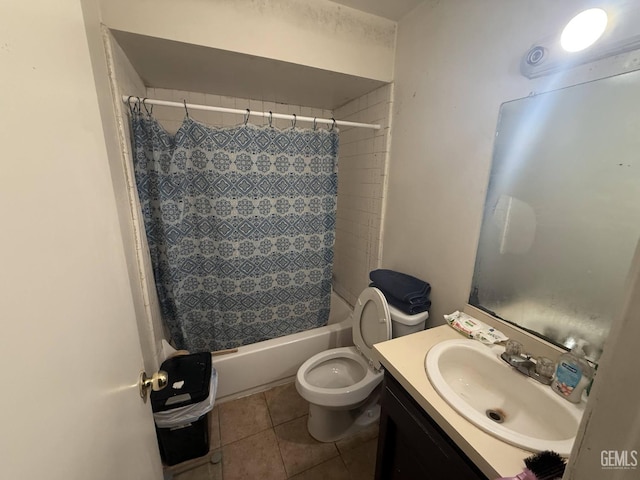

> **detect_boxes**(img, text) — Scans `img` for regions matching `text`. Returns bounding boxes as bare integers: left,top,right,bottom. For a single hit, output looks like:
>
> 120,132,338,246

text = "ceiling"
329,0,425,21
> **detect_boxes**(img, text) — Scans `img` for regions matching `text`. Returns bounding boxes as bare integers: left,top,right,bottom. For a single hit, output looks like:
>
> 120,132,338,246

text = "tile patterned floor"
167,382,378,480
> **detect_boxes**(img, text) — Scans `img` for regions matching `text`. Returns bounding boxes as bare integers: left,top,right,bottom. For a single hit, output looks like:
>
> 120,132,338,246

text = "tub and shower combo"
127,97,396,416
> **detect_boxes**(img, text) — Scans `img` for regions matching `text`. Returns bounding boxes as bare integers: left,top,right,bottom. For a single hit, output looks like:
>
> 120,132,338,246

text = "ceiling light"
560,8,608,52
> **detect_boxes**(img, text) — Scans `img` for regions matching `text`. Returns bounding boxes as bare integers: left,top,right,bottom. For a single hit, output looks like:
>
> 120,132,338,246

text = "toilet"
295,287,429,442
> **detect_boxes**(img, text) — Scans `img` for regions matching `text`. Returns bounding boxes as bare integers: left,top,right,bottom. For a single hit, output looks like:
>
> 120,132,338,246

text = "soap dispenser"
551,341,593,403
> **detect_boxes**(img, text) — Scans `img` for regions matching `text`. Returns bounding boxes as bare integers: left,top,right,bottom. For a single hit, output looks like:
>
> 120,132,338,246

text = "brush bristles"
523,451,566,480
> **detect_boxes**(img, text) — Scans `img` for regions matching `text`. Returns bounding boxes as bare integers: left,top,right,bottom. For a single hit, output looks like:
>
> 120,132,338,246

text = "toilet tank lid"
388,304,429,325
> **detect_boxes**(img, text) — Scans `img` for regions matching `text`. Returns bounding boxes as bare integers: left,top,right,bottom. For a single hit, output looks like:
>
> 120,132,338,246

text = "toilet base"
307,392,381,442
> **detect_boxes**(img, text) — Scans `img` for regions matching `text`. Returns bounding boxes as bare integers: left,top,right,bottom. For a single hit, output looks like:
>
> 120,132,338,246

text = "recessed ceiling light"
561,8,608,52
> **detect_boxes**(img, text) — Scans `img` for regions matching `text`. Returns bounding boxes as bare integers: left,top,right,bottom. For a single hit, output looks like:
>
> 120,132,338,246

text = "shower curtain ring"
142,98,153,116
183,100,189,119
127,96,136,115
291,113,297,129
313,118,317,131
244,109,250,126
268,111,273,128
330,118,336,131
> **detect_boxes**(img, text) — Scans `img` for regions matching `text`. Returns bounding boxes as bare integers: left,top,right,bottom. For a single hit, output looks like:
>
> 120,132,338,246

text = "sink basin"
425,339,583,454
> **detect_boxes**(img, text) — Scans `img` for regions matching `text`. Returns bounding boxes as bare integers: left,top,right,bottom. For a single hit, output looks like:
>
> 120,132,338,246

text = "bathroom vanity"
375,372,487,479
372,324,548,479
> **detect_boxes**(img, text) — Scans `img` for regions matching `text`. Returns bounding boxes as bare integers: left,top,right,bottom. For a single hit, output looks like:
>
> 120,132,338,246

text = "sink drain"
486,409,505,424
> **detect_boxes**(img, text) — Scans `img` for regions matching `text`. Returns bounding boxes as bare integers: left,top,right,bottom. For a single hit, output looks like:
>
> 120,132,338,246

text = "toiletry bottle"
551,345,593,403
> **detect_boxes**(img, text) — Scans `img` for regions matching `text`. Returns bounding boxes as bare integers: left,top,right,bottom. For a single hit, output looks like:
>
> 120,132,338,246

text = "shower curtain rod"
122,96,381,130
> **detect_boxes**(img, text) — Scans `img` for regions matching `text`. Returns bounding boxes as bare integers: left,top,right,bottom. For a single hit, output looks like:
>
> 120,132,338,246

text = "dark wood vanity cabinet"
375,373,488,480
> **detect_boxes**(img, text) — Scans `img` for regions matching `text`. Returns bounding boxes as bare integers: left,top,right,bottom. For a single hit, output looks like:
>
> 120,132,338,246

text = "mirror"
470,69,640,362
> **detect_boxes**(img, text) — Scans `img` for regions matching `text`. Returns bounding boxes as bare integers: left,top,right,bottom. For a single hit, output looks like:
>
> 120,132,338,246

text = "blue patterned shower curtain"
130,112,338,351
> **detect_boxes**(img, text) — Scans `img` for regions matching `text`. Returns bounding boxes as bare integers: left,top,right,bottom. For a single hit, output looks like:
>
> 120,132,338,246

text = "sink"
425,339,583,455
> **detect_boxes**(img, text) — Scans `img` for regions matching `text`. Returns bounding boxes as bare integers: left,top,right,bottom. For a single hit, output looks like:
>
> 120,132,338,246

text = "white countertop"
372,325,533,479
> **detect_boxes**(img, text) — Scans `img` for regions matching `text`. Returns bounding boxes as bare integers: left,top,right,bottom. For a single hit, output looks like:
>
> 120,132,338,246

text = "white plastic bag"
153,368,218,428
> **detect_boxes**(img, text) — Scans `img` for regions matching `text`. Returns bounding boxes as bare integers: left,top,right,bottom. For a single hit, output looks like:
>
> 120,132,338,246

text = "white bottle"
551,345,593,403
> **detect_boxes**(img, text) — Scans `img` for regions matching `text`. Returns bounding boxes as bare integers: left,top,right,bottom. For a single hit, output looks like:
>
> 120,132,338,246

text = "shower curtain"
130,111,339,351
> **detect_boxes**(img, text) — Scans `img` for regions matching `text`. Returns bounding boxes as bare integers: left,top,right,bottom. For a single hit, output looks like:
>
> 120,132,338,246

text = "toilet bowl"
295,287,429,442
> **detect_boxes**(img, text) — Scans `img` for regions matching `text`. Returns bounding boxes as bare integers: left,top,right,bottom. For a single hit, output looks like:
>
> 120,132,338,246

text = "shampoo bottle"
551,345,593,403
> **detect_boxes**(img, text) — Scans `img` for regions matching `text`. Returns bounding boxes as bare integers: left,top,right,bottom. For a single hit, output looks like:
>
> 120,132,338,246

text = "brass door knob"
139,370,168,401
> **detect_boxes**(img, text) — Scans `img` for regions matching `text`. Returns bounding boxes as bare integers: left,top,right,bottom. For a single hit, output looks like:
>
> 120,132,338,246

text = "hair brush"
497,450,566,480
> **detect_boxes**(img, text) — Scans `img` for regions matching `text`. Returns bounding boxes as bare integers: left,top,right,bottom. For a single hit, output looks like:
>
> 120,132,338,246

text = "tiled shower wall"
332,85,393,306
142,85,391,309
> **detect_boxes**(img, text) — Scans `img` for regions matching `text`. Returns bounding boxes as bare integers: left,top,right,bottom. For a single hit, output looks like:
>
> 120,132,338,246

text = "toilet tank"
388,304,429,338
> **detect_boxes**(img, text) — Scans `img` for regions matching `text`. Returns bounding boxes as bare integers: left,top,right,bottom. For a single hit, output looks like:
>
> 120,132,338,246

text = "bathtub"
212,291,354,403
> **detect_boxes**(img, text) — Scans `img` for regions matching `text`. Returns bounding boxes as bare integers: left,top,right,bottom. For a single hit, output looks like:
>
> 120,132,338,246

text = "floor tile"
163,449,220,476
341,438,378,480
264,382,309,426
173,460,221,480
274,416,339,477
287,457,351,480
335,422,379,455
221,429,287,480
209,406,221,450
218,392,272,445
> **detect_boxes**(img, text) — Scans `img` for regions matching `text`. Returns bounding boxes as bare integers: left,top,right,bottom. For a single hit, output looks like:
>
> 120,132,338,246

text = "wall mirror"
470,68,640,362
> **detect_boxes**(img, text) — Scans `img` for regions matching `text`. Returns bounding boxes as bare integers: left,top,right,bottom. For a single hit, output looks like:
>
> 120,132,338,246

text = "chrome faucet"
500,340,555,386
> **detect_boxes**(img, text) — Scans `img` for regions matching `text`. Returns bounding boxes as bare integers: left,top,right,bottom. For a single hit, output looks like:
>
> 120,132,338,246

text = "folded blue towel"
382,291,431,315
369,269,431,305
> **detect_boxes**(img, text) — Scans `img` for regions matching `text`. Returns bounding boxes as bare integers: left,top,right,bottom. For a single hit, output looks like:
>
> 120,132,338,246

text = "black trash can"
151,352,216,466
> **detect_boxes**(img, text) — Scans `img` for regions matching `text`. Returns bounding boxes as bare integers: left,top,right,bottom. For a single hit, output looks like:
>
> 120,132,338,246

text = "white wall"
100,0,395,82
385,0,640,326
333,84,393,305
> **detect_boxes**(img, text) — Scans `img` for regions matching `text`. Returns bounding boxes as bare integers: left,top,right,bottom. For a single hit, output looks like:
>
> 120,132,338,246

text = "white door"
0,1,163,478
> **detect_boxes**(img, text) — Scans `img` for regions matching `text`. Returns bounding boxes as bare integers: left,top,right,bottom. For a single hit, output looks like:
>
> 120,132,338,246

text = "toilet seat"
295,287,392,407
352,287,392,370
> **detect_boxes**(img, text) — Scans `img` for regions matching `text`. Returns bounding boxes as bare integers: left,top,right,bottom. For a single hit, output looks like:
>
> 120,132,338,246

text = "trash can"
151,352,217,466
